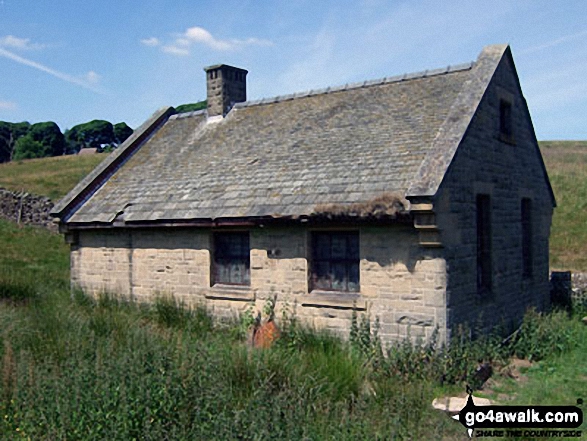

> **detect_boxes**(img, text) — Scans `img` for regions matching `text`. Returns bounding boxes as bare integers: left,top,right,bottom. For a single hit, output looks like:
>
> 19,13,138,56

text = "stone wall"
571,272,587,308
71,224,448,345
0,188,56,232
435,53,553,336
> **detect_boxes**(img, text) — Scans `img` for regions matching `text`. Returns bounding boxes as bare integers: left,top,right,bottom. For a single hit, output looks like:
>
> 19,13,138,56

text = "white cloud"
0,47,104,94
0,35,45,50
185,26,273,51
184,26,232,51
140,37,160,47
0,100,16,110
162,45,190,56
145,26,272,56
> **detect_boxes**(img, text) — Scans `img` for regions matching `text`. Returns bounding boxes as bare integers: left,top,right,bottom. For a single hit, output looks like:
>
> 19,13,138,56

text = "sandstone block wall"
71,224,448,345
435,54,553,336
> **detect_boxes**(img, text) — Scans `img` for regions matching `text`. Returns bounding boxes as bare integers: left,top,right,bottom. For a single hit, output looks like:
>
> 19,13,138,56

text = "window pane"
348,263,360,292
314,234,330,259
231,261,244,284
238,234,250,258
347,234,359,259
214,232,250,285
331,262,347,291
313,262,331,290
215,260,231,284
216,235,229,256
331,235,347,259
310,231,359,292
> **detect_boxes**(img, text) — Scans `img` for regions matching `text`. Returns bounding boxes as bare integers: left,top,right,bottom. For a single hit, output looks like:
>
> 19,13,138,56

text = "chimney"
204,64,248,117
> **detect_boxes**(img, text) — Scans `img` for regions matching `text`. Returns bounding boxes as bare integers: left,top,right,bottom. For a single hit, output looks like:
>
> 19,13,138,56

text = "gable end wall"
434,54,553,335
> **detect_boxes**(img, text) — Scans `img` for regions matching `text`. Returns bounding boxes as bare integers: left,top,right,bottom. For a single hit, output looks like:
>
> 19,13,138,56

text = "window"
476,195,492,295
499,99,513,140
310,231,359,292
521,198,533,278
213,232,250,286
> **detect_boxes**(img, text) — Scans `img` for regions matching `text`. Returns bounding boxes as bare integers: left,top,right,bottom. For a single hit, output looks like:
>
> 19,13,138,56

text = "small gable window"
476,194,492,296
310,231,360,292
213,232,250,286
521,198,533,279
499,99,514,143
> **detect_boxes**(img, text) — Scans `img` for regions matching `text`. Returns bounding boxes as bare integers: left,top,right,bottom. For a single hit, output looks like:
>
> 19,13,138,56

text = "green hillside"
540,141,587,271
0,141,585,270
0,153,104,200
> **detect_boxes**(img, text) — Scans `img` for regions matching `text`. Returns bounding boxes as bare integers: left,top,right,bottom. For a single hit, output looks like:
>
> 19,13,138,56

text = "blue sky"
0,0,585,140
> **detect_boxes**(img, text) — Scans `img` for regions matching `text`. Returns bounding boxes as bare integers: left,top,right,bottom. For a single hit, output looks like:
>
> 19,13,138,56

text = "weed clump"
312,192,409,219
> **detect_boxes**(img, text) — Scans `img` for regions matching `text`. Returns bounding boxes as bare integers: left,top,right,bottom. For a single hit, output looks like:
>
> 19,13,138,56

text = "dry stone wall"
0,188,56,232
571,272,587,308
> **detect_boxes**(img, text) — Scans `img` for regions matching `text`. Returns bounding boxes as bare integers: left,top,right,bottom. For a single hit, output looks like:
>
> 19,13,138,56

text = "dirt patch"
481,358,532,402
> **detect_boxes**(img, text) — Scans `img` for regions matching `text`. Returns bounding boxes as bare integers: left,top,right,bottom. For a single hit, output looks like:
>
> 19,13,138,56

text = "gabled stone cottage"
51,45,555,344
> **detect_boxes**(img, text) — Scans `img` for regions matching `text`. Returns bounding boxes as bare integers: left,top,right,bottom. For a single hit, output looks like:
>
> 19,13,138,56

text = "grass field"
540,141,587,271
0,154,104,200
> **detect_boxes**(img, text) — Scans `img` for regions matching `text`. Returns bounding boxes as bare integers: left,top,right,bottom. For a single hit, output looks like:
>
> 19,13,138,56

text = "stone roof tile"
56,46,509,224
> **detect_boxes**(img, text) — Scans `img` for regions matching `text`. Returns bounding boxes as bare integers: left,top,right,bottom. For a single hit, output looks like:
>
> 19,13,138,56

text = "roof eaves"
51,106,176,221
406,44,509,198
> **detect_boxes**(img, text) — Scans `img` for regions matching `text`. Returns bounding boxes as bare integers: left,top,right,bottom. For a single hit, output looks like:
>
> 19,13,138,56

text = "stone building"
51,45,554,344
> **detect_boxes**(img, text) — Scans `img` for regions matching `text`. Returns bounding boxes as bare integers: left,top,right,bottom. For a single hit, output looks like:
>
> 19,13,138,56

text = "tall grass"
0,286,468,440
0,283,584,439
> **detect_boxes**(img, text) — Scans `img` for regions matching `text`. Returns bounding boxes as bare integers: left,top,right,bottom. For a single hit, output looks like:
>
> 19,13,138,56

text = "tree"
12,134,46,160
113,122,133,145
65,120,115,153
175,100,207,114
29,121,65,157
0,121,31,162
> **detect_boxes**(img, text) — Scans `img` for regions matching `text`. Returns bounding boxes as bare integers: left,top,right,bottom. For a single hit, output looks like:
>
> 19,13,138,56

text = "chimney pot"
204,64,248,117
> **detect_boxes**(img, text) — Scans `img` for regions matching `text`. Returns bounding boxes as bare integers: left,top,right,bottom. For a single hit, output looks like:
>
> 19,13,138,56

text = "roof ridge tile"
232,60,474,110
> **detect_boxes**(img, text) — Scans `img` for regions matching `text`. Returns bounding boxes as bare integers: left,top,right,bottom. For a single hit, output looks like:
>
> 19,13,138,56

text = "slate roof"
53,45,510,225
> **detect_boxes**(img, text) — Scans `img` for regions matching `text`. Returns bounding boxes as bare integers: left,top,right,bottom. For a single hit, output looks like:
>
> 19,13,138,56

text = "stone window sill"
206,284,255,301
302,291,366,310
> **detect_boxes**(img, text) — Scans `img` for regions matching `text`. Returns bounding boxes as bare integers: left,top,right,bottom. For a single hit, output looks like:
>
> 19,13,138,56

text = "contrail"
520,29,587,55
0,46,104,94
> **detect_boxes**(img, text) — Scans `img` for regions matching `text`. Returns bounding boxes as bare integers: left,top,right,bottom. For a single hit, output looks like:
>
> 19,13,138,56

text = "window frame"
521,198,533,279
309,230,360,293
499,98,515,144
476,194,492,296
211,231,250,287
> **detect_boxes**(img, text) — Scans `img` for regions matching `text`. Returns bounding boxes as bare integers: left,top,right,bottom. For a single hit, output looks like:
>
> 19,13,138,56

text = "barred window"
213,232,250,286
310,231,359,292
